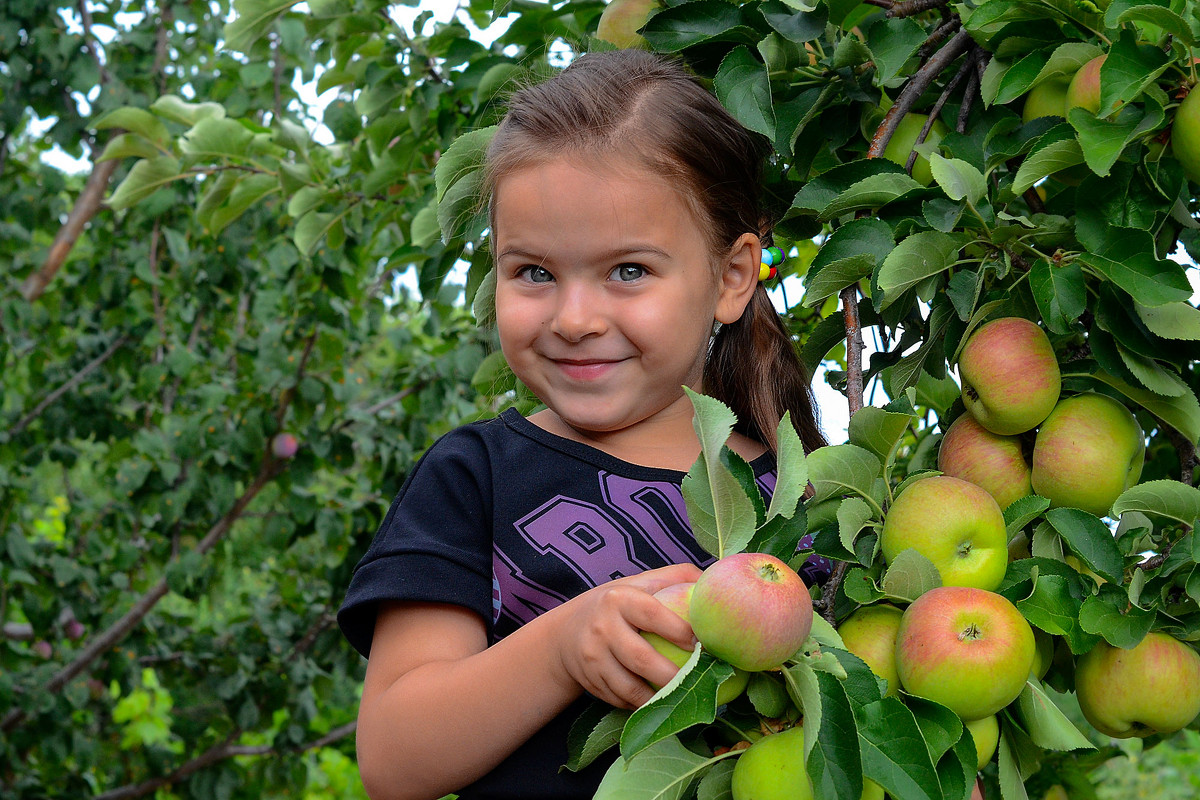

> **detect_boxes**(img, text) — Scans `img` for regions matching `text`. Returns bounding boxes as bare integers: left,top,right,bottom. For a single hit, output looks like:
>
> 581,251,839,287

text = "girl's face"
492,156,758,440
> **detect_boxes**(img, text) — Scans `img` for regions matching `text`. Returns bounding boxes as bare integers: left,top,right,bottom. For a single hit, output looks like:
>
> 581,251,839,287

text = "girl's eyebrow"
496,244,670,260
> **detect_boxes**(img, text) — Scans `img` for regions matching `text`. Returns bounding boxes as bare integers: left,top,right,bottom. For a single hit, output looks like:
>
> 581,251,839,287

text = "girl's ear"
714,232,762,324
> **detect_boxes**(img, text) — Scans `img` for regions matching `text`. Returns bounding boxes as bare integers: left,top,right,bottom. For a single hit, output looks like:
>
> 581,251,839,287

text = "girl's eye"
613,264,645,282
521,265,554,283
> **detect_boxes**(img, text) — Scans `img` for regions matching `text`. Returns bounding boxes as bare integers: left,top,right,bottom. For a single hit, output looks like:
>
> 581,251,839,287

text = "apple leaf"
904,696,965,764
848,403,916,467
1014,681,1095,752
1097,28,1171,118
682,388,758,558
997,730,1032,800
1012,569,1100,655
937,732,977,800
837,497,876,559
929,154,986,207
1112,479,1200,527
1078,590,1156,649
1012,134,1085,195
881,549,942,602
714,46,776,141
746,504,808,562
564,702,630,772
594,734,717,800
695,758,735,800
1044,508,1124,584
791,158,907,216
766,411,808,523
1135,300,1200,340
804,217,896,307
747,672,791,718
874,231,970,310
807,671,865,800
1029,258,1087,335
1004,495,1051,539
819,172,928,221
854,697,943,800
620,647,735,760
807,443,883,504
844,566,889,605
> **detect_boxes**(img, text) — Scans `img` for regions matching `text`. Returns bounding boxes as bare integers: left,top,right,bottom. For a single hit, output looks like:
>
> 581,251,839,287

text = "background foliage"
3,0,1200,797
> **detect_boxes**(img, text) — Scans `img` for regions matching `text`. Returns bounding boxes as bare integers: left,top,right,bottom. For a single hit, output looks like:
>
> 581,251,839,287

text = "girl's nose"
549,283,606,342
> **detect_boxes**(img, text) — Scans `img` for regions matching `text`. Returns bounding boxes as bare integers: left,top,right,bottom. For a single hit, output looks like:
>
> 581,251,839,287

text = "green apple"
1066,55,1106,115
880,476,1009,591
966,714,999,770
896,586,1036,721
1075,632,1200,738
958,317,1061,436
1043,787,1069,800
640,582,749,704
1171,87,1200,183
881,112,948,186
731,724,811,800
690,552,813,672
1022,77,1070,123
1031,392,1145,518
837,604,904,697
595,0,657,49
731,727,884,800
938,413,1033,510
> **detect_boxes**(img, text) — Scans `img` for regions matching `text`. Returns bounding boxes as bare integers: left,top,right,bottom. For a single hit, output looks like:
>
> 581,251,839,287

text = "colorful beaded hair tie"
759,245,783,281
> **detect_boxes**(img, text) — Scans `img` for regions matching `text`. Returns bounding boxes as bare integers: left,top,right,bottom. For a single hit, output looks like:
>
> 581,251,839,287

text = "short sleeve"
337,426,495,658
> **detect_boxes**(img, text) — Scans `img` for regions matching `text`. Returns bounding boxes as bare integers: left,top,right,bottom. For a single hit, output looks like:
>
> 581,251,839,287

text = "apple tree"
10,0,1200,797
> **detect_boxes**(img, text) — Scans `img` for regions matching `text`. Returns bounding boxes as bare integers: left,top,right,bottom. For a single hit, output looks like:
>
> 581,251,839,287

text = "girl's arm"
355,562,703,800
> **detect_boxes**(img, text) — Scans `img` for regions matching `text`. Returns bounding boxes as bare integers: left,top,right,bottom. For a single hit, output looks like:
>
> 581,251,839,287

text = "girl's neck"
526,406,767,472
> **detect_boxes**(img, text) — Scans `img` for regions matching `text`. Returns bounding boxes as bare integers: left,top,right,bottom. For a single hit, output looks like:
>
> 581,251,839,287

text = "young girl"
338,49,829,800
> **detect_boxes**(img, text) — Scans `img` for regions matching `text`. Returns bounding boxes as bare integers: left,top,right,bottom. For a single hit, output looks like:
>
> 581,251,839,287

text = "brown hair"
484,49,826,455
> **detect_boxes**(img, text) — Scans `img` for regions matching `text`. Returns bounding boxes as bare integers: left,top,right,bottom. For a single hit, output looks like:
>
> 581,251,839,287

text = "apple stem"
958,623,982,641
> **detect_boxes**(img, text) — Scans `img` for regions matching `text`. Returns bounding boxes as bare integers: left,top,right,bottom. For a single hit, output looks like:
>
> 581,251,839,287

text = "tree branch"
904,48,977,175
8,335,129,437
888,0,951,17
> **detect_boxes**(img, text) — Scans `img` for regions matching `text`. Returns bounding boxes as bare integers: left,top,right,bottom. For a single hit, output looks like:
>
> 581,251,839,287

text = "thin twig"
8,336,129,436
916,17,961,63
904,49,977,174
888,0,951,17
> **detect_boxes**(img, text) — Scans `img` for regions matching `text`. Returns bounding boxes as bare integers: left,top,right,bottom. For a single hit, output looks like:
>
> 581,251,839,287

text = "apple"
1031,393,1145,518
895,586,1036,721
1171,87,1200,183
881,112,948,186
1066,55,1105,115
966,714,999,770
1075,631,1200,738
880,476,1009,591
958,317,1061,436
272,432,299,459
32,640,53,659
731,725,810,800
690,552,813,672
1021,77,1070,123
837,604,904,697
1043,787,1069,800
595,0,657,49
937,413,1032,510
640,582,749,704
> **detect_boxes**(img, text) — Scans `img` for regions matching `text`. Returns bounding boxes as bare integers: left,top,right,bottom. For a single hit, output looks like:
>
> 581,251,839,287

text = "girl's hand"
554,562,703,710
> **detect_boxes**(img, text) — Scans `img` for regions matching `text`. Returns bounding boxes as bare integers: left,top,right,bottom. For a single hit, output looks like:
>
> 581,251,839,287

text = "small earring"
759,246,783,282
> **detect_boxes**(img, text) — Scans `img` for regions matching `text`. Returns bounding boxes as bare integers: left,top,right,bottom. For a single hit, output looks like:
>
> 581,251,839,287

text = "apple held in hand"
896,586,1036,721
958,317,1061,435
837,604,904,697
1075,632,1200,738
880,476,1009,591
1031,392,1145,518
938,413,1033,510
689,552,813,672
640,582,749,704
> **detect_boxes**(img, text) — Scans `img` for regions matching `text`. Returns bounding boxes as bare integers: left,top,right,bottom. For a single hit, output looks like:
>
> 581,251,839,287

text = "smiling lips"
550,356,627,380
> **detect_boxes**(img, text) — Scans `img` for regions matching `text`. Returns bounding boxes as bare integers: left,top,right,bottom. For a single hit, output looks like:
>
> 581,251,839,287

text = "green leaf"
875,231,969,310
225,0,301,52
1078,236,1192,307
998,730,1031,800
1012,136,1085,195
837,497,875,556
1097,28,1172,118
1079,591,1156,648
848,404,916,465
929,154,986,206
594,735,712,800
1116,343,1188,397
758,0,826,43
565,703,630,772
1013,570,1098,654
714,46,775,140
1004,495,1051,539
107,156,185,211
1029,258,1086,335
179,117,256,162
437,168,486,244
93,107,170,147
150,95,226,127
865,17,926,84
1014,681,1095,751
803,217,895,307
95,133,163,163
620,649,735,760
747,672,791,718
1135,301,1200,340
1112,479,1200,526
806,444,883,504
819,172,927,220
434,126,497,203
411,201,441,248
791,159,906,215
854,697,943,800
293,209,342,256
767,412,808,522
807,671,863,800
683,389,758,558
203,173,279,235
881,548,943,602
1044,508,1124,584
641,0,759,52
1109,1,1199,46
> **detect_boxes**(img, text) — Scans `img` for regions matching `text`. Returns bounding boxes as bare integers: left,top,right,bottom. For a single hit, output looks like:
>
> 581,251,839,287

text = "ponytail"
705,286,827,455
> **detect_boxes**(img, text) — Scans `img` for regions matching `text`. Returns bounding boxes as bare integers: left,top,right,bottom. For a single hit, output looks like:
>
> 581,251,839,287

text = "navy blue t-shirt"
338,409,830,799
